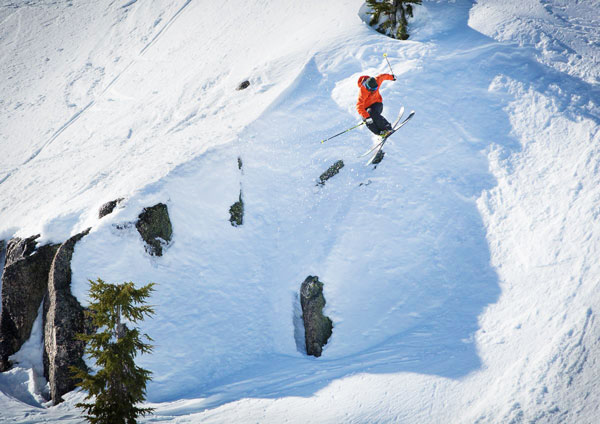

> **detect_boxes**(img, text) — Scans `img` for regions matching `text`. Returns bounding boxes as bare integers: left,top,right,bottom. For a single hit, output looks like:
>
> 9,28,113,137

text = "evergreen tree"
72,278,156,424
366,0,422,40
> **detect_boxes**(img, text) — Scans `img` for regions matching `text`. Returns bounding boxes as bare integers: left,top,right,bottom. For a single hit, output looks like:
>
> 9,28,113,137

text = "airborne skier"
319,56,414,166
356,73,396,136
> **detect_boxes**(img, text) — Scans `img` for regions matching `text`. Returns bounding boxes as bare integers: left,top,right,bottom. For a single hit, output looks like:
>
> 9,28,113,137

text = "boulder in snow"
98,197,124,219
236,80,250,90
300,276,333,357
136,203,173,256
371,150,385,165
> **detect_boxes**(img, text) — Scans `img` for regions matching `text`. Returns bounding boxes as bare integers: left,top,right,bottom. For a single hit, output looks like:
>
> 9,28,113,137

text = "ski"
358,137,385,158
391,105,405,130
358,106,404,158
365,110,415,166
359,109,411,159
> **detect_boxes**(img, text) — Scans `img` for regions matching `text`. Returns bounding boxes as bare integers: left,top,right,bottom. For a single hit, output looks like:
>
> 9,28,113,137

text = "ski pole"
383,53,394,76
320,121,365,144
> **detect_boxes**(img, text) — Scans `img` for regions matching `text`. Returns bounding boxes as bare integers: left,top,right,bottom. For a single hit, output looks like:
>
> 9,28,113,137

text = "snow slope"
1,0,599,423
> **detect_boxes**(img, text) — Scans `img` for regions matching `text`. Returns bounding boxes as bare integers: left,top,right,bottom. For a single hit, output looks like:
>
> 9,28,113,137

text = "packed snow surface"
1,0,599,422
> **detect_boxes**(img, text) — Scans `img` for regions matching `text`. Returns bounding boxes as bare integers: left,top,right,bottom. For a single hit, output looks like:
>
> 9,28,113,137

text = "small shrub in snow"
229,192,244,227
366,0,422,40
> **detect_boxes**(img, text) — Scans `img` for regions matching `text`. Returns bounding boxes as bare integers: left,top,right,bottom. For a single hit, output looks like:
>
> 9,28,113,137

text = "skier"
356,73,396,136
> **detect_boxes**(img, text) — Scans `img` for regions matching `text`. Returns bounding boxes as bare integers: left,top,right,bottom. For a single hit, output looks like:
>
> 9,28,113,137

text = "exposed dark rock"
0,236,59,371
371,150,385,165
43,229,91,404
135,203,173,256
300,276,333,357
98,198,124,219
0,239,5,303
114,222,134,231
318,160,344,186
229,191,244,227
236,80,250,90
237,156,243,171
0,240,5,277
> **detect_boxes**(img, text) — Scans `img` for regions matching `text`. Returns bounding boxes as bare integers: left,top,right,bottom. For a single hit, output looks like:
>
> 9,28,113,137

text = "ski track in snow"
1,0,600,423
0,0,194,187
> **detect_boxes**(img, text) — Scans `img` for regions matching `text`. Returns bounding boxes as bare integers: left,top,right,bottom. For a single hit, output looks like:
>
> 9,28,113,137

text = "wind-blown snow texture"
1,0,599,423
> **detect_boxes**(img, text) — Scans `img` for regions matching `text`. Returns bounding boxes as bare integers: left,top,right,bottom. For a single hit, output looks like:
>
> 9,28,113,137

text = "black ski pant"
365,102,392,135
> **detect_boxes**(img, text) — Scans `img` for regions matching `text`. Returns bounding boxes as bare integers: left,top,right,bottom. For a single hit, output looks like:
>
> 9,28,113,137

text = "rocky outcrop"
318,160,344,186
43,229,91,404
229,192,244,227
0,202,171,402
136,203,173,256
0,236,59,371
98,198,124,219
300,276,333,357
0,230,92,404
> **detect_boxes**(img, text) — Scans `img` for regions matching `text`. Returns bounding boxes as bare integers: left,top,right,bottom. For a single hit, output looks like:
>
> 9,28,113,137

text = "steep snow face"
462,1,600,421
1,0,599,423
0,0,361,241
470,0,600,85
67,0,503,403
470,81,600,423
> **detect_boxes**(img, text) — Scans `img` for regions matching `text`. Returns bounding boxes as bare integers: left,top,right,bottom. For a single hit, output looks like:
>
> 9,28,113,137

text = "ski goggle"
364,80,378,91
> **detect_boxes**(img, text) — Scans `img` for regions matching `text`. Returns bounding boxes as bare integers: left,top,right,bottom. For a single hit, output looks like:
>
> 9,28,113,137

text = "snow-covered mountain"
1,0,599,422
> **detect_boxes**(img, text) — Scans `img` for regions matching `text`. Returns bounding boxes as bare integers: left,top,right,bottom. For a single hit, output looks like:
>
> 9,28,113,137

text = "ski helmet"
365,77,378,91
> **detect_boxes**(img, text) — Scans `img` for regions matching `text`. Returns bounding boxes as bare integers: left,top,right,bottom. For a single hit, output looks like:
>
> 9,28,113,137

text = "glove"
364,117,374,125
392,75,396,81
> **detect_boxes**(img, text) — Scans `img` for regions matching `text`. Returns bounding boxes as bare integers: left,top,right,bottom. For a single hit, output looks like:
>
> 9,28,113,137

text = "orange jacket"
356,73,394,119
